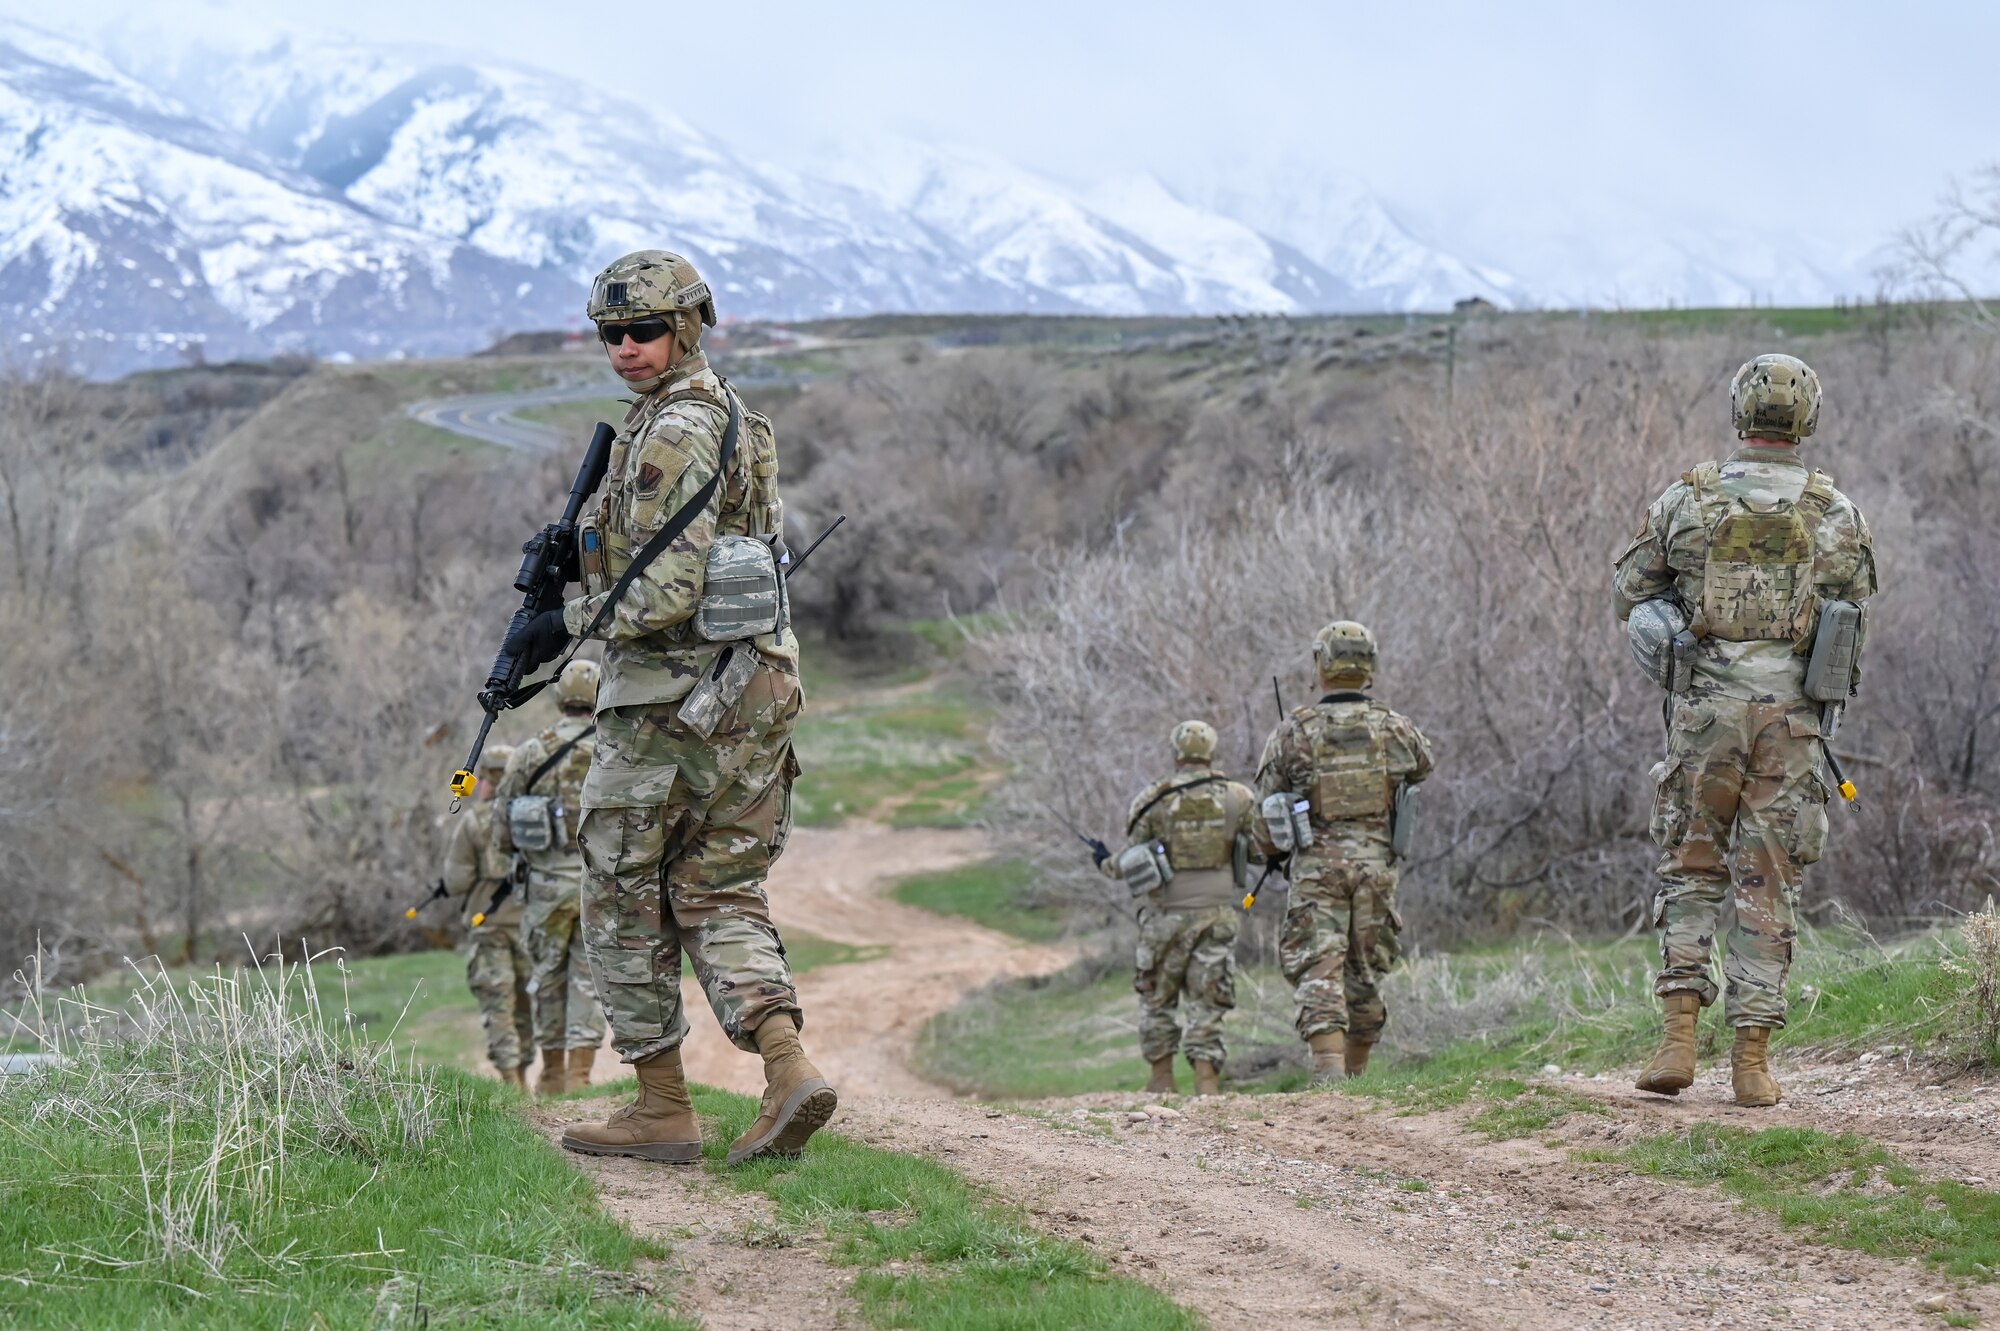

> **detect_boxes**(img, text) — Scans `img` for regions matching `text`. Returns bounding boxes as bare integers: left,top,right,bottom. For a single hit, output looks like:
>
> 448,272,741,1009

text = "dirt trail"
575,820,1074,1096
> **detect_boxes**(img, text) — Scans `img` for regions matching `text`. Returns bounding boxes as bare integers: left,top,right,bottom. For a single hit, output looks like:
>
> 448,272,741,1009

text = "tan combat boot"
559,1048,705,1162
1731,1026,1783,1107
497,1064,528,1092
1144,1056,1178,1094
1307,1031,1346,1085
565,1047,594,1093
1191,1059,1222,1097
535,1048,566,1098
1344,1038,1375,1078
1635,992,1702,1095
727,1014,838,1166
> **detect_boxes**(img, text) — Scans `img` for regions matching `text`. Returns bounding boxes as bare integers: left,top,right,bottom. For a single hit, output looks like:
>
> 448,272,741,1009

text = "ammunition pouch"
1804,600,1864,704
679,644,758,738
507,794,558,854
1389,783,1416,862
695,534,783,642
1260,792,1313,853
1116,842,1174,896
1627,598,1698,694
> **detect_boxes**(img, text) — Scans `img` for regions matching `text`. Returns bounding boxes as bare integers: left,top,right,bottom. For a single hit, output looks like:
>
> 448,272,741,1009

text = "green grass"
685,1084,1198,1330
0,964,687,1330
1461,1080,1608,1141
1602,1125,2000,1280
889,859,1066,943
791,675,993,828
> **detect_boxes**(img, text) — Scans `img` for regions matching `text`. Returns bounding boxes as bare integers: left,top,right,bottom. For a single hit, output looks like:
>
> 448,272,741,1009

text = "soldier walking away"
442,744,533,1090
1255,623,1435,1085
492,660,608,1096
1098,721,1260,1097
1614,354,1875,1107
499,249,833,1166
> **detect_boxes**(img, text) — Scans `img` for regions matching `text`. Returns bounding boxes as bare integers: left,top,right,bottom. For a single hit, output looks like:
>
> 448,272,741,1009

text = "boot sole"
1634,1077,1689,1096
560,1133,703,1164
727,1079,838,1165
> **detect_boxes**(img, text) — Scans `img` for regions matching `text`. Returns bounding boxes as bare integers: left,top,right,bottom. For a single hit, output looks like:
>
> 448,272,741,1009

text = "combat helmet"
554,659,601,711
1313,620,1378,687
478,743,514,776
1730,353,1821,442
587,250,717,331
1171,720,1218,763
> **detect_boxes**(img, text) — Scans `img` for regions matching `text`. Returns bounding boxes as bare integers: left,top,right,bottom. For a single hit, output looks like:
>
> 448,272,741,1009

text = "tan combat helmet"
554,659,601,712
1313,620,1378,688
587,249,717,333
1730,353,1821,442
1171,719,1218,764
478,743,515,775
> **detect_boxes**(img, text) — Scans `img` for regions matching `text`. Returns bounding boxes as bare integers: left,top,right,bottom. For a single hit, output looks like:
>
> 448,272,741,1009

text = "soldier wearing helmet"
1613,353,1876,1108
491,658,607,1096
1254,621,1434,1084
442,743,533,1090
1098,719,1260,1096
520,249,829,1168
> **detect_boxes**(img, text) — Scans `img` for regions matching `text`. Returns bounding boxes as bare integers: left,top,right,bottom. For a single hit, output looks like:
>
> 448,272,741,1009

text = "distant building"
1453,296,1499,316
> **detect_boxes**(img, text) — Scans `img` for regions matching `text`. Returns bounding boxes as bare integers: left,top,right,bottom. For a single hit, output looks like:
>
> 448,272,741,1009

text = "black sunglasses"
597,317,673,346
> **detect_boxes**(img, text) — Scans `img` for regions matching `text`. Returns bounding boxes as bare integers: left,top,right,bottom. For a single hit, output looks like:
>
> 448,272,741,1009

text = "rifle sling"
1126,774,1228,837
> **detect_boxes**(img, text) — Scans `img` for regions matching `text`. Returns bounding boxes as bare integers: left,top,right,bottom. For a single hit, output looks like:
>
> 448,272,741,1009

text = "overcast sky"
12,0,1993,263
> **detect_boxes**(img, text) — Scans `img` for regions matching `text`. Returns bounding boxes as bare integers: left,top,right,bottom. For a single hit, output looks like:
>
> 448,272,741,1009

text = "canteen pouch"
679,645,758,740
507,794,556,854
1261,792,1298,853
1389,783,1417,861
1627,598,1698,694
1115,842,1173,895
1804,600,1864,703
695,534,781,642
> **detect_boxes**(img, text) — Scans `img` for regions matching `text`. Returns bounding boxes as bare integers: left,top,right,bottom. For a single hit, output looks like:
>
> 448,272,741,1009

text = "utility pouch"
1289,799,1314,851
1115,842,1173,895
1261,793,1299,853
1804,600,1863,703
679,644,758,739
1627,598,1698,694
695,535,781,642
1389,784,1417,862
507,794,556,853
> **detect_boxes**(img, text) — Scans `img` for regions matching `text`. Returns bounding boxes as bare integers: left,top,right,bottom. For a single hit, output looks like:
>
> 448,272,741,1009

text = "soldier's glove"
1088,838,1111,869
505,608,573,673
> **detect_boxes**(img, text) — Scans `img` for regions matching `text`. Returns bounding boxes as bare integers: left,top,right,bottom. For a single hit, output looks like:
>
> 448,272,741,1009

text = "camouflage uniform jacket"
442,800,521,928
490,714,597,884
1103,763,1260,910
563,350,792,712
1612,443,1877,702
1255,693,1435,869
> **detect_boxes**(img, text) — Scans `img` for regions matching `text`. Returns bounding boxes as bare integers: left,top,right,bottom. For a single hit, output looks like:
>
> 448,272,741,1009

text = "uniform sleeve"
564,401,727,642
489,749,529,856
441,819,481,898
1610,484,1684,621
1231,780,1267,864
1831,501,1879,691
1252,724,1300,857
1389,715,1436,785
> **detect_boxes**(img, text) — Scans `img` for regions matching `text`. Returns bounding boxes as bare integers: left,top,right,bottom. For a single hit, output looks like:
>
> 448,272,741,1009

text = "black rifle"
450,423,615,800
472,860,524,927
403,879,449,921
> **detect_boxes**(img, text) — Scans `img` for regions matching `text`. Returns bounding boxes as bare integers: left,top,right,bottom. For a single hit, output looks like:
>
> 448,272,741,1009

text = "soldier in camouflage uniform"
1614,354,1875,1107
442,744,532,1090
1099,721,1259,1097
1255,622,1434,1084
502,250,832,1166
491,660,606,1096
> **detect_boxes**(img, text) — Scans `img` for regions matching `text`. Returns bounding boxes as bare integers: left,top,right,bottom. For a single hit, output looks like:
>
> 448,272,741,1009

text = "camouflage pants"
1280,853,1401,1043
524,879,605,1051
1134,904,1238,1068
465,919,533,1069
1649,691,1829,1028
577,659,803,1064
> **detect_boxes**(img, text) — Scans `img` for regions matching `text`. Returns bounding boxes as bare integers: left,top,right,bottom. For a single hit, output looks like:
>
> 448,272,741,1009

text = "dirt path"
566,820,1073,1096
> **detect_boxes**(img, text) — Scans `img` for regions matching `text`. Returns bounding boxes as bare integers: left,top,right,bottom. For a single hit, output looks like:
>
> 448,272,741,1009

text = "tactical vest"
1685,461,1836,647
1158,781,1233,871
1309,703,1394,821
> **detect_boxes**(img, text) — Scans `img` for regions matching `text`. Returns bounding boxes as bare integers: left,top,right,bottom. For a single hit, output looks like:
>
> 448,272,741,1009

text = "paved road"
406,376,624,452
